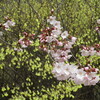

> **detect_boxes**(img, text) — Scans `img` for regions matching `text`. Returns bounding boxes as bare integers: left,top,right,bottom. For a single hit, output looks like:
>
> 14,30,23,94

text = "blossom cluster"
18,32,35,48
39,16,76,62
0,16,15,30
81,44,100,56
73,66,99,86
3,20,15,30
0,17,15,37
39,15,100,86
52,62,78,80
14,32,35,51
52,62,99,86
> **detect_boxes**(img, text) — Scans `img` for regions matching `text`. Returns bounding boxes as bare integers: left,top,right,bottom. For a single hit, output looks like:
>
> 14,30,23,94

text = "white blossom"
97,19,100,24
72,69,86,85
81,49,90,56
64,42,73,49
46,36,56,43
52,29,61,38
88,47,96,56
52,62,79,81
61,31,69,39
47,16,56,25
72,67,100,86
71,37,77,43
53,21,62,29
81,47,97,56
83,72,100,86
3,20,15,30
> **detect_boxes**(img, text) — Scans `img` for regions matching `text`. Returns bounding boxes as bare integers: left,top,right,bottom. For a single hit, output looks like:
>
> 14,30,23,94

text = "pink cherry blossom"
3,20,15,30
61,31,69,39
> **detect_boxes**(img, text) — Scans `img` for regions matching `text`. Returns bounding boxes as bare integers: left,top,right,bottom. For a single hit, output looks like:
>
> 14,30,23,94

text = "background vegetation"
0,0,100,100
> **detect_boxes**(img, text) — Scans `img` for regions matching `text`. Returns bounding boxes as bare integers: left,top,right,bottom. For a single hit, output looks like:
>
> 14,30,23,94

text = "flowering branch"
38,11,100,86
